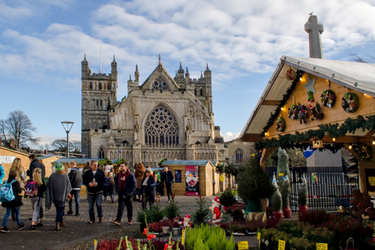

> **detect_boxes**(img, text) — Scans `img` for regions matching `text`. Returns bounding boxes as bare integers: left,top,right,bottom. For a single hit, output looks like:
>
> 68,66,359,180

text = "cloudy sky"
1,0,375,148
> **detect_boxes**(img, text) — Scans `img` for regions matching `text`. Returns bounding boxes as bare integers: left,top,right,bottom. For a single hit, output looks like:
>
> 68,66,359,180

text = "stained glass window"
152,77,170,90
145,105,179,145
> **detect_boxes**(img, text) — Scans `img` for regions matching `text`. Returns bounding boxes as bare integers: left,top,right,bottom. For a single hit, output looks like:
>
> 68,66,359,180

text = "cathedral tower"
81,53,118,157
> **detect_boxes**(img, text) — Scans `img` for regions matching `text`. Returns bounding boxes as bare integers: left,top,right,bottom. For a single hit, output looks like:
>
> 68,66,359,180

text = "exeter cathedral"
81,54,251,167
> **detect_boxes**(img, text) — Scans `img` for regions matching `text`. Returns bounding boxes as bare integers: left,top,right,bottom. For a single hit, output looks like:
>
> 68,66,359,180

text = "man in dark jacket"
82,160,105,224
161,165,174,202
27,154,46,179
111,162,136,226
67,161,82,216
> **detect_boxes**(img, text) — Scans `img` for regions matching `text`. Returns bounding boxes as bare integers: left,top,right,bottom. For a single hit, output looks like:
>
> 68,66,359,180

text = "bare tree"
50,139,81,153
351,53,375,63
2,110,39,149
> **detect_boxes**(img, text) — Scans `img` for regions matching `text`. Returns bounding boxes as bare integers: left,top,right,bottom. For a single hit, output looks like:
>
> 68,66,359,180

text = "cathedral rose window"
152,77,170,90
145,105,179,145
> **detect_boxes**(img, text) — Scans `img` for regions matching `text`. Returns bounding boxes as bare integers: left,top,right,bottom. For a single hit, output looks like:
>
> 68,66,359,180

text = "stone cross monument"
304,15,324,59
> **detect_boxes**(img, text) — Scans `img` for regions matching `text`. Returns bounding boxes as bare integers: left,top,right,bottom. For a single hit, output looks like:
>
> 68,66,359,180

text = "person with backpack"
1,170,26,233
67,161,82,216
0,164,5,186
26,168,46,230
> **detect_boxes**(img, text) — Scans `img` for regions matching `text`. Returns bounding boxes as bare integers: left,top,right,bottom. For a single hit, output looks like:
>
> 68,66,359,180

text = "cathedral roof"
163,159,217,166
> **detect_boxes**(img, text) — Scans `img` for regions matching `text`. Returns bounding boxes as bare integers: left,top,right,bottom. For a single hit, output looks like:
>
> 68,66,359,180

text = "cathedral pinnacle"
84,51,87,61
178,60,184,73
135,64,139,81
113,51,116,62
205,62,211,73
159,54,161,65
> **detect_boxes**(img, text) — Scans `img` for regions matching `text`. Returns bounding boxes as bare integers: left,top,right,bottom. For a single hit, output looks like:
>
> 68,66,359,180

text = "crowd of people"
0,157,174,232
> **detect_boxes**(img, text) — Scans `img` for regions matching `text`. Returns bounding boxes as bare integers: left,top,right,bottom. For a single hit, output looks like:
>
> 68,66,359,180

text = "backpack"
0,180,16,202
24,179,38,197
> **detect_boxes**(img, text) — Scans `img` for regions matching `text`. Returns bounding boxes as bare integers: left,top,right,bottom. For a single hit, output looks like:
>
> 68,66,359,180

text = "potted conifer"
277,148,292,218
270,174,283,221
298,175,308,213
220,188,237,212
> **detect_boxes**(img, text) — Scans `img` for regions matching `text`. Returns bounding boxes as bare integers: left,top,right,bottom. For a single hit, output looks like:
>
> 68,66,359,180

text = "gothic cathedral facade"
81,55,229,167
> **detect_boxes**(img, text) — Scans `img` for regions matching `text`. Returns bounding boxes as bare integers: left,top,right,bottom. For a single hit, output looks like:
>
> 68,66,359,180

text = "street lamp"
61,121,74,158
143,150,146,167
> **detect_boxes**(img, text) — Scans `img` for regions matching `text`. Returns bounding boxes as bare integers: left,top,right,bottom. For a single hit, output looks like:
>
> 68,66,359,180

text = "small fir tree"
192,196,210,224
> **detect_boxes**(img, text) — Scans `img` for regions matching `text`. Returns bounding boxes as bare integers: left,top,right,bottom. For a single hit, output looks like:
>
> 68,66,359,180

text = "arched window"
144,105,179,146
235,148,244,163
108,83,111,90
194,89,197,95
99,82,102,90
96,100,99,106
152,77,170,90
100,100,102,106
200,89,203,96
99,148,105,158
90,82,93,89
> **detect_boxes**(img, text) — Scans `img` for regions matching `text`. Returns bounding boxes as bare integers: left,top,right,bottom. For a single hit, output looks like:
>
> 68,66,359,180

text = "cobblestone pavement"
0,195,216,250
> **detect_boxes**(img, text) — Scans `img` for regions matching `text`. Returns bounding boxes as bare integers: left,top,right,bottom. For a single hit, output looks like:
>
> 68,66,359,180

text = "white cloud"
222,132,240,142
33,133,81,146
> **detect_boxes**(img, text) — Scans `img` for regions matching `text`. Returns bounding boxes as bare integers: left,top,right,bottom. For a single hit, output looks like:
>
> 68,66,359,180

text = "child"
1,170,25,233
108,177,116,203
29,168,46,230
140,168,155,209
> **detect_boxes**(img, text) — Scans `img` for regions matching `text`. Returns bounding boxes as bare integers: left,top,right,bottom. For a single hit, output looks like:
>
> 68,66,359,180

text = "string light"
332,138,336,142
373,140,375,145
349,145,352,149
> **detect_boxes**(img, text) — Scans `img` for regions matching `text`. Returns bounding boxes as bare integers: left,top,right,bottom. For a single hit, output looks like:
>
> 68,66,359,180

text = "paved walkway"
0,195,263,249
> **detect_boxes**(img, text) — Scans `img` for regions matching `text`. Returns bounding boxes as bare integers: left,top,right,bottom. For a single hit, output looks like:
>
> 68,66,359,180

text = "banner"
0,156,16,164
185,165,199,196
175,170,182,183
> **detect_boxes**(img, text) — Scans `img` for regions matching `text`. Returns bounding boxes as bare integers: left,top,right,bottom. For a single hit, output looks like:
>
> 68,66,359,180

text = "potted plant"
192,196,210,225
298,176,308,213
227,203,246,221
220,188,237,212
163,197,180,219
238,156,276,215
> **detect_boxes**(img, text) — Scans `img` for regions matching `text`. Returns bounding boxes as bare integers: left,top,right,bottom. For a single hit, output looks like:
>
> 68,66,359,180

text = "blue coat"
114,170,136,198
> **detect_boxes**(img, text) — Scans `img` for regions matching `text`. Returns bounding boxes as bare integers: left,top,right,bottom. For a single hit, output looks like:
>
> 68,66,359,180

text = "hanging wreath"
320,90,336,108
341,92,359,113
361,145,372,161
286,68,297,81
288,104,299,120
276,117,286,132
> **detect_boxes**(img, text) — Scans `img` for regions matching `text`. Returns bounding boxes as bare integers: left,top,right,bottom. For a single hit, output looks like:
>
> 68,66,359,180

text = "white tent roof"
239,56,375,140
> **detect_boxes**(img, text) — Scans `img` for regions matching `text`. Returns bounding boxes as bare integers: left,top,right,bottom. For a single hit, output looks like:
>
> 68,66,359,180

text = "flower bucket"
162,226,170,235
283,206,292,218
299,205,308,213
274,211,283,221
172,227,180,236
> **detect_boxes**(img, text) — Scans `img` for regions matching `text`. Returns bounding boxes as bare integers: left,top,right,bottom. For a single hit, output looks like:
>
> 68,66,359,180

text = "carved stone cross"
304,15,324,59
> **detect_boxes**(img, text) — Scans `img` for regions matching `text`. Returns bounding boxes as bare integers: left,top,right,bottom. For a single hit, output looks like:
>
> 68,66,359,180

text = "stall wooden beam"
260,147,276,170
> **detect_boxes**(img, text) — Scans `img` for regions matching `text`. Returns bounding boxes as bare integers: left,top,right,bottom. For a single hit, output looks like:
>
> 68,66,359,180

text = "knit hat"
55,162,64,172
212,196,220,205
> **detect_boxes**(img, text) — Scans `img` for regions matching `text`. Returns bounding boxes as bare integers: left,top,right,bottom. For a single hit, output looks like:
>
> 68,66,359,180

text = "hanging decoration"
307,90,314,102
298,103,308,124
320,90,336,108
302,74,317,94
288,104,299,120
309,103,324,121
311,138,324,149
341,92,359,113
276,116,286,132
361,145,372,161
286,68,297,81
256,114,375,152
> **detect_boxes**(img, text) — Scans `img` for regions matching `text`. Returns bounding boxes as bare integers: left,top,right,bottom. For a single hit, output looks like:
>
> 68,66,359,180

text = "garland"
261,70,303,136
255,115,375,153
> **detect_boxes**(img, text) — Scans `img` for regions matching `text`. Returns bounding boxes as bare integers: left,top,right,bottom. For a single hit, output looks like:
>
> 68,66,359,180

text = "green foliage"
158,158,167,166
192,196,210,224
116,158,127,165
163,199,180,219
136,204,164,223
98,157,113,166
270,187,282,212
220,188,237,207
237,156,276,203
256,114,375,153
185,224,235,250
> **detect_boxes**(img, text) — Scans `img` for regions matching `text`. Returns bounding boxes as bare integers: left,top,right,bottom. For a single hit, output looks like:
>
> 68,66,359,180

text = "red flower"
143,228,148,235
199,195,201,199
147,234,156,240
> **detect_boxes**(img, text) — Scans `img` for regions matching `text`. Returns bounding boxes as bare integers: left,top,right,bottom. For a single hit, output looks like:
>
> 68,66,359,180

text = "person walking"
27,154,45,179
140,168,155,209
134,163,145,201
67,161,82,216
1,170,26,233
45,163,72,231
103,173,110,201
82,160,105,224
28,168,46,230
111,162,136,226
83,161,91,196
10,158,26,190
161,165,174,202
